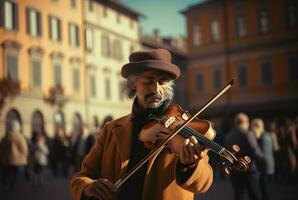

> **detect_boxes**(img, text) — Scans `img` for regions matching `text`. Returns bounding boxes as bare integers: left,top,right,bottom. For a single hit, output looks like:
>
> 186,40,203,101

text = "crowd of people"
211,113,298,200
0,113,297,200
0,120,105,191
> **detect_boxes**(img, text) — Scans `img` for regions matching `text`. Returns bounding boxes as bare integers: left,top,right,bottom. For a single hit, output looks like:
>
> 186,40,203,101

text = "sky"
122,0,204,38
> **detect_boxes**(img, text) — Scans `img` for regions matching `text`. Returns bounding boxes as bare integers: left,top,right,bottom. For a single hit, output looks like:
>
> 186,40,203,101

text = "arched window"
31,110,44,134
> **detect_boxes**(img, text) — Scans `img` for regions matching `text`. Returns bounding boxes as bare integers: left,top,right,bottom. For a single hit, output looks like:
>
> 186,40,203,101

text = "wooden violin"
139,104,251,174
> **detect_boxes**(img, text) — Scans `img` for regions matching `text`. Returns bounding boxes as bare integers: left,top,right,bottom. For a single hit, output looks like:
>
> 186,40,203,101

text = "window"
69,23,79,47
113,40,122,60
31,59,42,88
258,8,269,33
73,68,80,92
49,15,61,42
54,63,62,86
210,19,220,42
130,45,134,54
103,6,107,17
238,63,248,87
116,14,121,24
261,60,272,85
88,0,93,12
193,25,202,47
5,54,18,81
129,19,134,29
26,8,41,37
105,78,111,99
286,3,297,27
288,56,298,82
89,75,96,97
70,0,76,8
102,34,110,57
196,73,204,92
85,28,93,51
1,1,18,30
119,81,124,100
3,41,21,82
213,70,222,89
235,10,247,38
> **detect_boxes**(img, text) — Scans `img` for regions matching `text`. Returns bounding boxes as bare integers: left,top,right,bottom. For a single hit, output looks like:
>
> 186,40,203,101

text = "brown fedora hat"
121,48,181,79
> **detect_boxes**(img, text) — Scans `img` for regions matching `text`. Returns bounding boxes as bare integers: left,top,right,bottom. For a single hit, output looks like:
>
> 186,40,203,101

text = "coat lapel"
113,114,133,172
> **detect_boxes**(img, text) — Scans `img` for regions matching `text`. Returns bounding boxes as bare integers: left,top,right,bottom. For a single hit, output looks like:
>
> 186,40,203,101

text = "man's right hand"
84,178,116,200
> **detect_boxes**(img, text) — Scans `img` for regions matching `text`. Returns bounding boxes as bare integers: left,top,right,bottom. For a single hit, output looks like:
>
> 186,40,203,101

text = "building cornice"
84,20,140,44
189,35,298,60
1,40,22,50
94,0,145,19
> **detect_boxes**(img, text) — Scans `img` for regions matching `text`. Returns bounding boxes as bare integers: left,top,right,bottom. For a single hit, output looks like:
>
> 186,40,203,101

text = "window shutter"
68,23,71,45
26,8,30,34
0,1,4,27
48,15,52,39
58,18,62,41
37,11,42,36
76,25,80,46
13,3,19,30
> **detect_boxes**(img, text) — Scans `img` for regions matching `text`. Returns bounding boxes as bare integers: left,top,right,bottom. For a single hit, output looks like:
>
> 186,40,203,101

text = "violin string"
183,126,223,151
182,126,234,162
182,126,223,152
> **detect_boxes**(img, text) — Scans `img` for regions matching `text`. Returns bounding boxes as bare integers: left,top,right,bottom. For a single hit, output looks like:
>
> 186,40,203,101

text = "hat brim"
121,60,180,80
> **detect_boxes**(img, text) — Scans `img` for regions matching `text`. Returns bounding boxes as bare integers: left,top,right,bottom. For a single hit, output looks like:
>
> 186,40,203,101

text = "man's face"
135,70,171,109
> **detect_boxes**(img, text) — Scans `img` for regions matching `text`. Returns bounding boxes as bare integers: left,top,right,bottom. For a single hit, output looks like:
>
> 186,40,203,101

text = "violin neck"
180,126,225,155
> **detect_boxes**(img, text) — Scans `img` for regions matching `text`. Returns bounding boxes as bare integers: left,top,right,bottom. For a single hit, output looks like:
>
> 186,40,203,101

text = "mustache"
145,93,162,101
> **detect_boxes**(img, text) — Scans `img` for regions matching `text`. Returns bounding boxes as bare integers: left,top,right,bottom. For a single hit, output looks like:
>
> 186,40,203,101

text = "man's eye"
159,80,168,85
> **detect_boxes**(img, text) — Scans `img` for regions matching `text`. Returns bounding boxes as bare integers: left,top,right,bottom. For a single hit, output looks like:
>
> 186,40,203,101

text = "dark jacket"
226,126,264,172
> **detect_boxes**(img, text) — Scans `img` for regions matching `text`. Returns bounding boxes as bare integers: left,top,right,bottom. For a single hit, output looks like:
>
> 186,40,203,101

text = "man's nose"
150,81,161,93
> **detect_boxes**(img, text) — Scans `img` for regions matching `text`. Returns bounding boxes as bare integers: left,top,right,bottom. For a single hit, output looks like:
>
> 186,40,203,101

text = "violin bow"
114,78,235,190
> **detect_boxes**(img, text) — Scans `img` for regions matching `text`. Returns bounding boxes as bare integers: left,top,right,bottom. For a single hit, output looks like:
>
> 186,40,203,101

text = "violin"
139,104,251,174
114,79,250,190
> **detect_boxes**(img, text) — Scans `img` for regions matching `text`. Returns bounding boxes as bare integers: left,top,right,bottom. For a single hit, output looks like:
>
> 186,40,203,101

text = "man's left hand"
179,136,205,165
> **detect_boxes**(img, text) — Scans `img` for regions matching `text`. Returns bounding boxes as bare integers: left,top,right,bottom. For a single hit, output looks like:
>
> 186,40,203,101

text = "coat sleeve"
70,124,110,200
175,150,213,194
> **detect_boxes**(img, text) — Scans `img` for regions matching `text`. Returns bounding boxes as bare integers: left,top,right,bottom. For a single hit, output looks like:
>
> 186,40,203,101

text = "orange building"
182,0,298,126
0,0,142,139
0,0,86,138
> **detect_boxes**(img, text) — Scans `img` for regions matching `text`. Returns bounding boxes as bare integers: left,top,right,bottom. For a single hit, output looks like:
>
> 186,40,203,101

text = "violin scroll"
219,144,251,175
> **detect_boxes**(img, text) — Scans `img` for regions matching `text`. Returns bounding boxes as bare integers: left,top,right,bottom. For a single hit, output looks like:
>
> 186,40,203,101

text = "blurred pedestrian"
51,126,70,177
251,118,275,200
282,120,297,182
0,120,28,190
268,120,281,181
31,133,49,187
226,113,263,200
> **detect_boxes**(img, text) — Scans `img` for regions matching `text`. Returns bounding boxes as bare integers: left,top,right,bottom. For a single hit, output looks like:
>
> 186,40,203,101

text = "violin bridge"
161,116,176,128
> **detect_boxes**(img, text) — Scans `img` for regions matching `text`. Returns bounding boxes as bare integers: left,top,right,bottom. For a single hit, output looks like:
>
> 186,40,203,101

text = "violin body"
139,105,216,157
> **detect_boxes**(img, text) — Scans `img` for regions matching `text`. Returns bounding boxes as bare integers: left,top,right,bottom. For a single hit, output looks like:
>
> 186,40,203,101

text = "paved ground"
0,170,297,200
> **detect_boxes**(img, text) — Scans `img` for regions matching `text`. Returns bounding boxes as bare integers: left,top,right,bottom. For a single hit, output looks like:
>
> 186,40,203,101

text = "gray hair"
122,73,175,101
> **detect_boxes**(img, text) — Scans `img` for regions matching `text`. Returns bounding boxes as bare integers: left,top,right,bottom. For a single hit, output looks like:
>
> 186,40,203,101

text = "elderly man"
71,48,213,200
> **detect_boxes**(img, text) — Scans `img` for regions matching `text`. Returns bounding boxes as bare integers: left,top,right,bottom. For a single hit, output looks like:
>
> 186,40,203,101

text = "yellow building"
83,0,142,126
0,0,142,139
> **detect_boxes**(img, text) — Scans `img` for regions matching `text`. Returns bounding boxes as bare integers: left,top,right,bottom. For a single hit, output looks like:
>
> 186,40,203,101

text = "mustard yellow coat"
71,114,213,200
